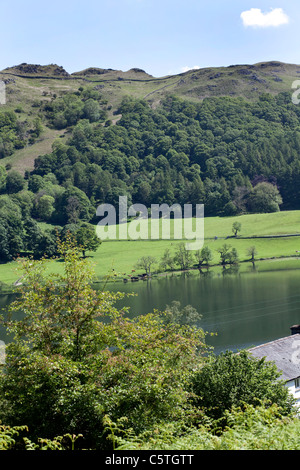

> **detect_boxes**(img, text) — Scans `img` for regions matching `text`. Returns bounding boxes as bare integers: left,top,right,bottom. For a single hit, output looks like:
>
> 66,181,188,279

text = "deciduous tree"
0,237,209,448
232,221,242,237
190,350,295,425
135,255,156,275
194,246,213,268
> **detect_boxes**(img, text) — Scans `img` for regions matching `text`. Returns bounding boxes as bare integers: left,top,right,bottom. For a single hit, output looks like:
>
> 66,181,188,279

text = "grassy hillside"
3,60,299,104
0,60,299,174
1,60,300,155
1,210,300,285
0,127,67,174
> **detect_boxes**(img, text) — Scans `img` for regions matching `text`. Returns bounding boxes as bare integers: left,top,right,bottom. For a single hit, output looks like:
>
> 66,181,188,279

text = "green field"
1,210,300,286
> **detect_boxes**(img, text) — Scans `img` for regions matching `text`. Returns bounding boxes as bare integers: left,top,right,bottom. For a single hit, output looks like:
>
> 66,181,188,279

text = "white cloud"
181,65,201,73
241,8,289,28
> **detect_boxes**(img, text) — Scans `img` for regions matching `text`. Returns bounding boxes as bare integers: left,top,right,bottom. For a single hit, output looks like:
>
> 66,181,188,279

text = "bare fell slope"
1,60,300,103
0,60,300,173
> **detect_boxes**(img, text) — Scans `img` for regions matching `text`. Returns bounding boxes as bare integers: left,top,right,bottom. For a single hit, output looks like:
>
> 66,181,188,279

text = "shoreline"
1,254,300,296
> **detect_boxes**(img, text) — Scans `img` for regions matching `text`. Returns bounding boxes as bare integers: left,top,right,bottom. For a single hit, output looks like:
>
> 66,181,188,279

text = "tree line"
135,224,257,276
0,88,299,261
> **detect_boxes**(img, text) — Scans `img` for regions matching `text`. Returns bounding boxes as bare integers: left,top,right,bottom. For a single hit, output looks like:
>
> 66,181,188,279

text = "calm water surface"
1,262,300,354
109,263,300,354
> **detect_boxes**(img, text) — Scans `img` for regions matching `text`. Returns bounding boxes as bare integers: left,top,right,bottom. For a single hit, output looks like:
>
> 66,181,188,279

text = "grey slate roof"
248,334,300,382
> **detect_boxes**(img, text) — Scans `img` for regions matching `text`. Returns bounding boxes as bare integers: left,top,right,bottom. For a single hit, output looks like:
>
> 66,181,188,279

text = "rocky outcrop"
3,63,70,77
72,67,115,76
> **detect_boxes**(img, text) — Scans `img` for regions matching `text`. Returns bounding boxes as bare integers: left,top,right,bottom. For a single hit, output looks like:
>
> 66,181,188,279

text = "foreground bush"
189,350,295,425
0,235,296,450
115,403,300,450
0,235,208,449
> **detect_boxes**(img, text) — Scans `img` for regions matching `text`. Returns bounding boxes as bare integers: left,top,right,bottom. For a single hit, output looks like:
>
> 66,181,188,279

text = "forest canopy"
1,90,300,260
32,92,300,216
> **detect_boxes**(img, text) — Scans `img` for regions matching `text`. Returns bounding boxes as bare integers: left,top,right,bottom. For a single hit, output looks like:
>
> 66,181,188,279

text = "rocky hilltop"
3,63,70,77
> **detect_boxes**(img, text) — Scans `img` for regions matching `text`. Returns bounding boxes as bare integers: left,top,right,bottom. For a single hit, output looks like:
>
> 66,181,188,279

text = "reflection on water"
109,262,300,354
1,261,300,354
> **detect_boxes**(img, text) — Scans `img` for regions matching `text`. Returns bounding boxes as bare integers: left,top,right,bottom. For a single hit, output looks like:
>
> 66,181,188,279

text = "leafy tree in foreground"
190,350,295,426
0,234,208,449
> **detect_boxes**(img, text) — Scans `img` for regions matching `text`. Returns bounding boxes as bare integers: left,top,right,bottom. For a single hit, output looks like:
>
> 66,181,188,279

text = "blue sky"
1,0,299,77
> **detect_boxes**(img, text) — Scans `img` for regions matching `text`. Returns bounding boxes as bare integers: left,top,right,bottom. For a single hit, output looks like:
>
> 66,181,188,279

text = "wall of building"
286,379,300,408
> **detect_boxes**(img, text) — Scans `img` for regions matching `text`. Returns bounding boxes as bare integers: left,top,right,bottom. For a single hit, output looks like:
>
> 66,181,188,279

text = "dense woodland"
1,88,300,260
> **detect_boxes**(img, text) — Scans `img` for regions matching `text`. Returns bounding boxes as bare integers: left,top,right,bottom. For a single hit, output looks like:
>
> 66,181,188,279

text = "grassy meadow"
1,210,300,286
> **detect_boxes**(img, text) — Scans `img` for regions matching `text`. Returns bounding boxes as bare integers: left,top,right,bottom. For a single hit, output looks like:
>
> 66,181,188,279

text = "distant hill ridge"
1,60,300,101
2,59,300,79
1,59,300,178
3,63,70,77
2,63,153,80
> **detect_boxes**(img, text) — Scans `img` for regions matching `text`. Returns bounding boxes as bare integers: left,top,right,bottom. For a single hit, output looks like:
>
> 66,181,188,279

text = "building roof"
248,334,300,382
